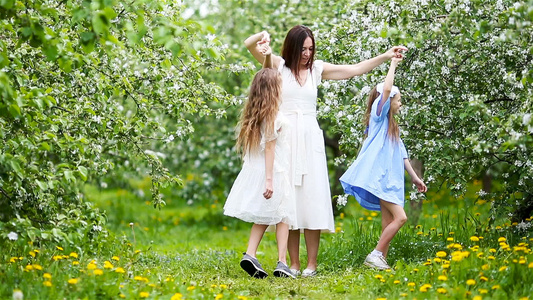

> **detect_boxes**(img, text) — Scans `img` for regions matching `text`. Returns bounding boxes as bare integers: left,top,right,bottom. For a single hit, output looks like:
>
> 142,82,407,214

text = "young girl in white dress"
224,46,296,278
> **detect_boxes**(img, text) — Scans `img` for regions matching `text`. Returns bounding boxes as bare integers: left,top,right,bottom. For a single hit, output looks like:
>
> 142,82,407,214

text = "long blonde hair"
236,68,282,154
363,86,400,141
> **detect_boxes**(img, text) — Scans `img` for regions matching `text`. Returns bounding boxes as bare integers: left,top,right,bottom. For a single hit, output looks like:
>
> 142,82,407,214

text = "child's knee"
397,215,408,226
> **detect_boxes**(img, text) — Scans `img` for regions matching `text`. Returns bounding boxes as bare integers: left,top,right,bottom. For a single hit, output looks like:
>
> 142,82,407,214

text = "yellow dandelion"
477,252,484,258
447,237,454,242
473,296,482,300
52,255,63,261
400,293,408,297
367,217,373,221
529,262,533,268
219,284,227,289
449,232,454,235
237,296,248,300
149,284,156,288
437,288,447,294
32,264,42,270
467,279,476,286
499,266,508,272
519,259,526,264
519,297,529,300
498,237,506,242
374,274,383,279
222,226,228,231
215,294,223,300
171,293,183,300
115,267,126,274
119,294,126,299
470,236,480,242
43,281,52,287
43,273,52,280
479,289,488,294
488,256,495,260
29,251,36,257
69,252,78,258
25,265,34,271
420,284,432,292
56,246,64,251
407,282,415,287
72,261,80,266
93,269,104,276
480,276,488,282
104,261,114,269
394,280,400,284
438,275,448,281
68,278,78,285
187,286,195,291
492,285,501,290
434,258,442,263
134,276,144,281
436,251,447,258
135,250,141,254
442,264,450,269
87,263,97,270
340,213,345,219
34,249,40,253
139,292,149,298
112,256,120,261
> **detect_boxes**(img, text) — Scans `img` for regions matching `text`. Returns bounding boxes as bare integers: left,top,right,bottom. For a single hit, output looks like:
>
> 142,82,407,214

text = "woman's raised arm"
322,46,407,80
244,31,281,69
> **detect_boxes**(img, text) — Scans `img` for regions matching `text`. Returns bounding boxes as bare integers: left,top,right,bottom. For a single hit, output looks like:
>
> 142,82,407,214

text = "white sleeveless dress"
277,59,335,233
223,113,296,226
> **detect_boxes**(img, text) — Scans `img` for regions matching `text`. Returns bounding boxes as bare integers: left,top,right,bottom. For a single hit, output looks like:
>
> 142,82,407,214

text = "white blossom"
7,232,18,241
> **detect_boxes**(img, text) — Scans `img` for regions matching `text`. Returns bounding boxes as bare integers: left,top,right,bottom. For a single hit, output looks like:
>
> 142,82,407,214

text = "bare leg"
276,222,289,264
246,224,268,257
288,230,300,270
380,204,394,258
375,200,407,256
304,229,321,271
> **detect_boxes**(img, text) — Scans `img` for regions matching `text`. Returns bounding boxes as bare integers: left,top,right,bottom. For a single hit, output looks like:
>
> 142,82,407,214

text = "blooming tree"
316,0,532,221
0,0,234,244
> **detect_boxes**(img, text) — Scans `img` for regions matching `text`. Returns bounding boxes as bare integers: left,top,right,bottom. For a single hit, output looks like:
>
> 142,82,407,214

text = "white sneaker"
301,268,317,277
363,253,391,270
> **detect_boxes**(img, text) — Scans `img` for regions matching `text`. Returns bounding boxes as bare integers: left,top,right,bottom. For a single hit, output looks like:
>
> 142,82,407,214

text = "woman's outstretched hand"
386,46,408,59
413,177,427,193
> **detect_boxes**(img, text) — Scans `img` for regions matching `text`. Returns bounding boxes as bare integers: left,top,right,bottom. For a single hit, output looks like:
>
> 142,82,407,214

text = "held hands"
258,31,270,46
260,44,272,56
386,46,408,60
412,177,428,193
263,179,273,199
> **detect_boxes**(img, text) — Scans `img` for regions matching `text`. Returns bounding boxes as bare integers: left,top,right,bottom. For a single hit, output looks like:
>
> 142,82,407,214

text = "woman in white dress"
244,25,407,277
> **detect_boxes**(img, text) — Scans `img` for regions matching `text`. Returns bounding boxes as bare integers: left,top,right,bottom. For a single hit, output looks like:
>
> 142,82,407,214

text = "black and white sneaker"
273,261,296,278
240,253,268,279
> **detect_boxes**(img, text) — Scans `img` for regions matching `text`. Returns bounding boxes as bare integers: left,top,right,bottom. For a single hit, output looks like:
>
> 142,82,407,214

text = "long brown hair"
363,86,400,141
236,68,282,154
281,25,315,79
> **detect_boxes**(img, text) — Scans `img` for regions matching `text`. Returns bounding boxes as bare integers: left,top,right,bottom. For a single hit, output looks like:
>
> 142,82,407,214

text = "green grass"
1,180,532,299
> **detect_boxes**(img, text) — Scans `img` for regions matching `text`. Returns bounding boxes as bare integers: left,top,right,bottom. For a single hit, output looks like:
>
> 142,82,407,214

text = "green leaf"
8,104,21,118
64,170,76,182
36,180,48,191
78,166,88,181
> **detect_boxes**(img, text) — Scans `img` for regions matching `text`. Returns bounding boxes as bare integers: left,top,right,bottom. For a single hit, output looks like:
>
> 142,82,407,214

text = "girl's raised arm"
322,46,407,80
381,57,402,101
244,31,281,69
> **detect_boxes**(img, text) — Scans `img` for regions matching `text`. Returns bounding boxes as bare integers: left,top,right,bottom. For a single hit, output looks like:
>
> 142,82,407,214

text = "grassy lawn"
1,180,532,299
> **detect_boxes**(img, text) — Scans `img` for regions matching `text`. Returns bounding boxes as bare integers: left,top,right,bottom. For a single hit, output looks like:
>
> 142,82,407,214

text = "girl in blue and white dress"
224,46,296,279
340,56,427,270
